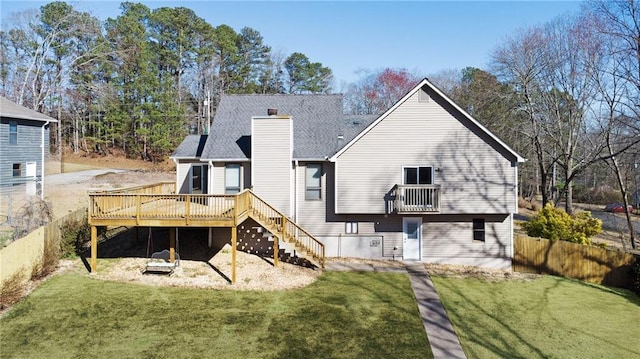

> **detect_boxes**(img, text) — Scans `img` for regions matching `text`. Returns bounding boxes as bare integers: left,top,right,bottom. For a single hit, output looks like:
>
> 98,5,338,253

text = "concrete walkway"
406,264,467,359
325,261,466,359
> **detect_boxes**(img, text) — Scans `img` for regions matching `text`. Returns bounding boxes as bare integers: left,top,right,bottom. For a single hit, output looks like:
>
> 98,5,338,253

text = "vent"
419,90,430,103
267,108,278,116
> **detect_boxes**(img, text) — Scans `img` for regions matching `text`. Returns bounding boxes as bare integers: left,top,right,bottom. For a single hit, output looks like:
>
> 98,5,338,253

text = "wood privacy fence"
0,208,87,286
513,234,638,289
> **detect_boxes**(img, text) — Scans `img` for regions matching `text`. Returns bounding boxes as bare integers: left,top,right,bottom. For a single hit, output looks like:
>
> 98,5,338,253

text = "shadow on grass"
434,276,558,358
434,274,640,358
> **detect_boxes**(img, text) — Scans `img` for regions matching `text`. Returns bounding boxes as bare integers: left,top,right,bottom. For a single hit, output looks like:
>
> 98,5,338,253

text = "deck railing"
91,181,176,195
389,184,440,213
89,193,235,221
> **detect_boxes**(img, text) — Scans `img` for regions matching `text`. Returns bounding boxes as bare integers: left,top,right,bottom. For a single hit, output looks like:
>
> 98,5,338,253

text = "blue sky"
1,1,583,89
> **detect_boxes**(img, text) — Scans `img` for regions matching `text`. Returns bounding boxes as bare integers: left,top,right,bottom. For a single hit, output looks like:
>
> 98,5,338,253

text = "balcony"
388,184,440,214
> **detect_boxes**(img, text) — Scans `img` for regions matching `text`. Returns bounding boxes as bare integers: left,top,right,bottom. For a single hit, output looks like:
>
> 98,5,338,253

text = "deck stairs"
237,190,325,269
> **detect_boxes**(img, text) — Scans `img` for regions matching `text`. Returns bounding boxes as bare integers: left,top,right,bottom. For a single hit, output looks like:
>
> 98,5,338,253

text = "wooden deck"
87,182,325,282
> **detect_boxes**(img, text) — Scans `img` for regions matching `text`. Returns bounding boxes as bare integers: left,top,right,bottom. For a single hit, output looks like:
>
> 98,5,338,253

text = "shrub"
60,217,90,258
0,269,26,310
31,235,61,280
632,256,640,296
522,203,602,244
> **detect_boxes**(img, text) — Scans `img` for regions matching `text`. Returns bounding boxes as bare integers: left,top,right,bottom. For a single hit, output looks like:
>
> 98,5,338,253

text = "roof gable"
330,78,525,163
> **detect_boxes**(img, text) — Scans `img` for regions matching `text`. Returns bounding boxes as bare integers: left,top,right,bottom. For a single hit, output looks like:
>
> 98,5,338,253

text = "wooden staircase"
235,190,325,269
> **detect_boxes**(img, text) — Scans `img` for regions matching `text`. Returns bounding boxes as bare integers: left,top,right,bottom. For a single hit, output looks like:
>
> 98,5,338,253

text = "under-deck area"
88,182,325,283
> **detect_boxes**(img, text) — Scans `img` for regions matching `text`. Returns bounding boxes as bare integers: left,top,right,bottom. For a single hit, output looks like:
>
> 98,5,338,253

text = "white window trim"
345,221,358,234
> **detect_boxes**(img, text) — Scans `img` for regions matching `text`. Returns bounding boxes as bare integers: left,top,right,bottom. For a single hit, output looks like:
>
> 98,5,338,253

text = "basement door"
402,217,422,260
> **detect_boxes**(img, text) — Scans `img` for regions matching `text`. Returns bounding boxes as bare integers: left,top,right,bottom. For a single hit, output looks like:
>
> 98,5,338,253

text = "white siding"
210,162,251,195
296,162,339,234
252,116,292,216
335,88,516,214
176,161,196,194
422,214,512,270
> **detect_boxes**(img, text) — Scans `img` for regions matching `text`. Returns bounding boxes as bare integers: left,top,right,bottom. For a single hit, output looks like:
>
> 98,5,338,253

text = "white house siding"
421,214,512,269
335,88,516,215
210,161,251,195
294,162,401,258
309,213,511,269
251,116,292,216
295,161,342,234
176,161,195,194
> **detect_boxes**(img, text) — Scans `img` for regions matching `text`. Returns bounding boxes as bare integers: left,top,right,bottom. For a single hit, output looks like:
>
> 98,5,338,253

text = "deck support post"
170,228,176,263
273,235,279,267
90,225,97,273
231,226,237,284
208,227,213,248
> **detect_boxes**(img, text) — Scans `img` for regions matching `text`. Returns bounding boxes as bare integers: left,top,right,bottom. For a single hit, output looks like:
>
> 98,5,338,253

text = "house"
0,96,56,200
170,79,524,270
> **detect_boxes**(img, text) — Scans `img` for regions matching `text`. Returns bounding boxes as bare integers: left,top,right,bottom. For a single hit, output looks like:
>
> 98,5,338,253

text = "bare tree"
585,0,640,248
491,27,555,207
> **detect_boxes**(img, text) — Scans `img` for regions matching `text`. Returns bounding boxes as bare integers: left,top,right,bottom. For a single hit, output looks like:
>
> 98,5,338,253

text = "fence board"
0,208,87,286
513,234,637,289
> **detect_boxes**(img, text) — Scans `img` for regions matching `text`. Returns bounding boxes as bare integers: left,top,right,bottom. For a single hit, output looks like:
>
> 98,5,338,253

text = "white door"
25,162,36,177
403,217,422,260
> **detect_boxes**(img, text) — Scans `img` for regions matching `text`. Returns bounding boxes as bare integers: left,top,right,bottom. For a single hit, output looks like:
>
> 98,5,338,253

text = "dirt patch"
425,263,540,281
325,257,407,268
43,169,174,219
60,244,321,291
52,148,176,173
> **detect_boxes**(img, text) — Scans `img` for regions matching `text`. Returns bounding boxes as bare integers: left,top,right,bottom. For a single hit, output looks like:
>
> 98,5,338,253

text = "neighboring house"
171,79,525,269
632,190,639,208
0,96,56,199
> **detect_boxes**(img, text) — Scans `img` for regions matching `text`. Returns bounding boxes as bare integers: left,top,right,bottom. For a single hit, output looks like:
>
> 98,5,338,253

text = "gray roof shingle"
0,96,57,122
172,134,208,158
199,94,375,160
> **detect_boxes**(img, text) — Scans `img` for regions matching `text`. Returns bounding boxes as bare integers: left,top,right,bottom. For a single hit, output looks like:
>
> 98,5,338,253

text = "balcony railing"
388,184,440,213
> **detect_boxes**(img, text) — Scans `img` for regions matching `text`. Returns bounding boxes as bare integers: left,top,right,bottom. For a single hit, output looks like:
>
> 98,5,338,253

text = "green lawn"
432,275,640,359
0,272,430,359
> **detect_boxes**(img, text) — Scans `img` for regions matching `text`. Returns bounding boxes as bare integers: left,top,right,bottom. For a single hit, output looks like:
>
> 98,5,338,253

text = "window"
306,163,322,200
9,121,17,145
225,164,241,194
402,166,434,207
345,221,358,234
12,163,22,177
473,219,485,242
403,166,433,185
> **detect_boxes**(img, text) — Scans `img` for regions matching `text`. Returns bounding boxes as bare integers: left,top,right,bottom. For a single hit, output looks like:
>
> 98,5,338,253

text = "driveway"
590,210,640,234
45,169,126,186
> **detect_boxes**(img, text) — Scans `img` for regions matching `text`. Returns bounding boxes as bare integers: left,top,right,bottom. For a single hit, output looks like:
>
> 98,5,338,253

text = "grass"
0,229,12,248
0,272,430,358
432,275,640,359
